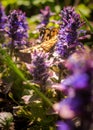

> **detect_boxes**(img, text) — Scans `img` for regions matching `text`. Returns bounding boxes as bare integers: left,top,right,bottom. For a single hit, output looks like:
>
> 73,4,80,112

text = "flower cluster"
0,112,14,129
53,47,93,130
26,51,49,91
0,3,7,30
8,10,28,48
55,6,83,58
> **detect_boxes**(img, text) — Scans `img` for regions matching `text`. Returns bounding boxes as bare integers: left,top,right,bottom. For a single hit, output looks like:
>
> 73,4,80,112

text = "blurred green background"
1,0,93,18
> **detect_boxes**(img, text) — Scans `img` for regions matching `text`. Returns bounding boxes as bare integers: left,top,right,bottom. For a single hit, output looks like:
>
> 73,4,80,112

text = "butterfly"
20,27,59,53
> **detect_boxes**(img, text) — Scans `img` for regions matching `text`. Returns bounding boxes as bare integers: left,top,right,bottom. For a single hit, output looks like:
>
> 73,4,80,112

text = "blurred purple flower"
0,3,7,44
57,121,73,130
53,47,93,130
64,50,90,73
63,97,83,115
40,6,50,26
8,10,28,47
53,97,83,119
37,6,52,29
55,6,83,57
0,3,7,30
26,51,49,91
62,73,89,90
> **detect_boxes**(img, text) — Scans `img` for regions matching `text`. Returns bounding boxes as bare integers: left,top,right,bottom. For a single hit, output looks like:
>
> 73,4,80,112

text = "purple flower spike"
8,10,28,47
0,3,7,30
26,51,49,91
61,7,81,28
55,6,83,58
0,3,7,44
53,47,93,130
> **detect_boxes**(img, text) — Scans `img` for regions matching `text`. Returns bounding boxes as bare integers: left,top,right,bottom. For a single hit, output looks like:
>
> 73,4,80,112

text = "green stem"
10,40,14,57
56,68,62,100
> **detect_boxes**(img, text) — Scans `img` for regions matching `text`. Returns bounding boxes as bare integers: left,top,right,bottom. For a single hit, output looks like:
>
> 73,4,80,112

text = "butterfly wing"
39,28,51,42
41,35,58,52
50,28,59,37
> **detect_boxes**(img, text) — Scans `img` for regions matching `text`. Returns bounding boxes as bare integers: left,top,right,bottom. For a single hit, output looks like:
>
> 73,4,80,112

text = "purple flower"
53,97,83,119
53,47,93,130
0,3,7,30
8,10,28,47
61,7,81,28
55,6,83,57
26,51,49,91
62,73,89,90
65,51,88,72
37,6,52,29
57,121,73,130
0,3,7,44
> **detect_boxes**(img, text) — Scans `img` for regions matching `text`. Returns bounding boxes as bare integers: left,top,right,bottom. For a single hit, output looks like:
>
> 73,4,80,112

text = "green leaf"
54,5,61,13
77,4,91,17
17,0,30,6
2,0,17,6
32,0,54,5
